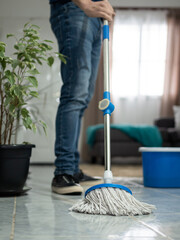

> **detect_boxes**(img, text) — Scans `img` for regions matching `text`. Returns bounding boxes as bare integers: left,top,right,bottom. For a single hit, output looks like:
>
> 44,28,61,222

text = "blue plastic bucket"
139,147,180,188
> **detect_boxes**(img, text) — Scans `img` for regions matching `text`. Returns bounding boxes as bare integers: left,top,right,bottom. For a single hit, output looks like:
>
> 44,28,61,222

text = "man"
49,0,115,195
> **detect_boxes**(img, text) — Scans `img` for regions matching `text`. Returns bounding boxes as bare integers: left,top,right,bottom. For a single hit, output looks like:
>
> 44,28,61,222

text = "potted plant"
0,23,66,194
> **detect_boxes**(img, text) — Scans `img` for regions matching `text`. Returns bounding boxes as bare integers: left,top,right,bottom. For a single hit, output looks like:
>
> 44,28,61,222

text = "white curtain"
112,10,167,125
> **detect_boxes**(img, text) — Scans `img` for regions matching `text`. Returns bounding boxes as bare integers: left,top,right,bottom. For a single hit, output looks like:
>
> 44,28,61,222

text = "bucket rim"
139,147,180,152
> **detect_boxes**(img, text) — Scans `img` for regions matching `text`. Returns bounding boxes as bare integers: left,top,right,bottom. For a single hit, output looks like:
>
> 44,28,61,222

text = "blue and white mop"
70,20,156,216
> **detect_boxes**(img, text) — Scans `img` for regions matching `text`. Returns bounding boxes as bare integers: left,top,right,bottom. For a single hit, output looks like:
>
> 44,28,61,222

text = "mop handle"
103,20,110,93
99,20,114,182
103,20,111,173
100,20,114,183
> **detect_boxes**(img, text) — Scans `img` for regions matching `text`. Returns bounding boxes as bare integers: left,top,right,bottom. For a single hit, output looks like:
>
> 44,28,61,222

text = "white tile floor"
1,166,180,240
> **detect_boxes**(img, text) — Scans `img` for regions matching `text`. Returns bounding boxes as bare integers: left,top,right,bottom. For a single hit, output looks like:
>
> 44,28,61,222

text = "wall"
1,0,180,163
1,0,180,18
110,0,180,8
0,1,60,163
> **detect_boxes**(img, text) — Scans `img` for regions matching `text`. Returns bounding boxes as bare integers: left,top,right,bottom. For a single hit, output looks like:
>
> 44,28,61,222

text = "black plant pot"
0,144,35,194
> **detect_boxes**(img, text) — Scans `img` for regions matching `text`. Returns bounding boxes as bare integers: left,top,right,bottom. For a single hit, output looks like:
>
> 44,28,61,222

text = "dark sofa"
154,117,180,147
88,118,180,164
89,128,142,164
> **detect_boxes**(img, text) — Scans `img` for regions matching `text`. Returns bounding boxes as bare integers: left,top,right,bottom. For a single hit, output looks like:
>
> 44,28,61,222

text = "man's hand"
72,0,115,22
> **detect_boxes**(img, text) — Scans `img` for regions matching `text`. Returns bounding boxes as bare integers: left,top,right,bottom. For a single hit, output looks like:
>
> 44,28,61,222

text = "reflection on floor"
1,165,180,240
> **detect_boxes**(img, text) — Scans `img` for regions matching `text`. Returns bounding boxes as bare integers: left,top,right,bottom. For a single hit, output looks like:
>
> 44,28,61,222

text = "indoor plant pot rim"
0,144,36,149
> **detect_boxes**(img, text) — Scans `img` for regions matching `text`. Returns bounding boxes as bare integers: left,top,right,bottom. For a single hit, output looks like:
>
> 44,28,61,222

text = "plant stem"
14,109,20,144
0,73,4,145
4,110,10,144
8,117,14,144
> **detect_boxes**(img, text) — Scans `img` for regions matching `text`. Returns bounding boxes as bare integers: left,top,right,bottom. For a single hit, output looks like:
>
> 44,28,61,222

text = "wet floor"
1,166,180,240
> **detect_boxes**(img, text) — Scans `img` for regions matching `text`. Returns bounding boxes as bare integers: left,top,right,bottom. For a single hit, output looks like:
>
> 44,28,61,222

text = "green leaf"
0,41,6,47
12,59,20,69
32,123,37,133
23,116,32,129
26,76,38,88
27,68,40,75
4,96,11,106
14,44,19,50
17,43,26,52
5,56,13,64
39,120,47,135
0,51,4,58
9,75,15,85
4,82,11,91
17,52,24,60
24,22,30,28
36,58,42,65
39,57,47,62
0,59,6,70
0,46,5,56
24,52,32,61
21,108,29,117
9,104,16,114
29,91,39,98
47,56,54,67
22,141,32,145
14,86,22,98
0,42,6,60
27,35,39,40
7,34,14,38
44,40,54,43
19,62,25,69
5,70,11,76
30,24,40,29
41,43,52,51
55,52,67,64
26,62,35,69
5,70,15,85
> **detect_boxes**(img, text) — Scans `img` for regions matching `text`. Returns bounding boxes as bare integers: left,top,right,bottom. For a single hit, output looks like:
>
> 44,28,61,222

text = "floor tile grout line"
131,216,173,240
149,189,180,198
31,188,79,205
125,180,180,198
114,177,180,196
9,197,16,240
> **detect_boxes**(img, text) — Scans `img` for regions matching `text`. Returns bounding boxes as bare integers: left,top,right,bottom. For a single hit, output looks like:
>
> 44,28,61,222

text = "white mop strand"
69,187,156,216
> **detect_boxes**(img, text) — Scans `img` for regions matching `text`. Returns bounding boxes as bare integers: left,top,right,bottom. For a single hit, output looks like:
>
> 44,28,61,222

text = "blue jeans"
50,2,102,176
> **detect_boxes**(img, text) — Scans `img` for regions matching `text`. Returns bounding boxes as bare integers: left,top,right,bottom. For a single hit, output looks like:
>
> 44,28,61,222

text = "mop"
70,20,156,216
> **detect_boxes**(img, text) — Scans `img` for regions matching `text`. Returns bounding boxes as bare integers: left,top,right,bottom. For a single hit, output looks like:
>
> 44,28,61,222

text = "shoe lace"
56,174,76,183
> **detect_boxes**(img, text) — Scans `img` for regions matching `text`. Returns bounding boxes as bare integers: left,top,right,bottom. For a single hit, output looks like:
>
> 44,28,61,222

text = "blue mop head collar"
85,183,132,197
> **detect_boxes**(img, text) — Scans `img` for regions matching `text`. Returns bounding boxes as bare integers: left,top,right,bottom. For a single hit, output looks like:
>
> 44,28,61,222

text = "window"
112,10,167,97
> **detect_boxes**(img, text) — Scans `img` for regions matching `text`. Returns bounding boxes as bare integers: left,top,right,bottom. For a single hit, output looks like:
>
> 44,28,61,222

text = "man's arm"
72,0,115,22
